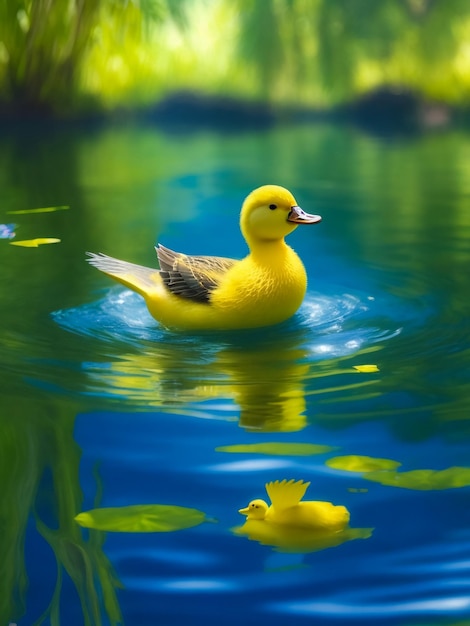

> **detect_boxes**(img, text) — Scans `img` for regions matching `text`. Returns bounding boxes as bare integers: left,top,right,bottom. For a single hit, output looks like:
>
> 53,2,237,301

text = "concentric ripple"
53,286,405,358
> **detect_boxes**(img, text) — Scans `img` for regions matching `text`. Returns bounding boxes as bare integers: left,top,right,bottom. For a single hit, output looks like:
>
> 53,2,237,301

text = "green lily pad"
326,455,401,472
216,442,336,456
364,466,470,490
74,504,210,532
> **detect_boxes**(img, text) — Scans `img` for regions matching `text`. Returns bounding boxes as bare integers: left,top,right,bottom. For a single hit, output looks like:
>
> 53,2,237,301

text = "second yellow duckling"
238,479,350,531
87,185,321,331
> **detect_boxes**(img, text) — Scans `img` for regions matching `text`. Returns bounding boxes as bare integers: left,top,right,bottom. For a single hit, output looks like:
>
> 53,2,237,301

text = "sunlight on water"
277,597,470,617
161,579,236,591
209,458,291,472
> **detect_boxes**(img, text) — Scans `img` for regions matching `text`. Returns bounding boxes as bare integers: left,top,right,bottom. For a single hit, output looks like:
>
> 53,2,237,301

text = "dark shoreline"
0,87,464,138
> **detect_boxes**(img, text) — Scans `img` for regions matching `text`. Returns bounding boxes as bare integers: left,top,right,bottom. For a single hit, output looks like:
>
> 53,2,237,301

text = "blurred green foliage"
2,0,470,114
0,0,187,113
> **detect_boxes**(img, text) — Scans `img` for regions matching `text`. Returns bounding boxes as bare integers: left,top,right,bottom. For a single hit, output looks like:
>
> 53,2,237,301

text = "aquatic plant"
0,398,123,625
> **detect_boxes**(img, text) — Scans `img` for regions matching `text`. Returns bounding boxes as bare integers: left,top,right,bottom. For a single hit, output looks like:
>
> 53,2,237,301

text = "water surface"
1,121,469,625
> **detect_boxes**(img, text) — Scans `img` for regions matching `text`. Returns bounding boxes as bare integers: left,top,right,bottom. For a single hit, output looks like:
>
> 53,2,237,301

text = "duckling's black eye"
269,204,277,210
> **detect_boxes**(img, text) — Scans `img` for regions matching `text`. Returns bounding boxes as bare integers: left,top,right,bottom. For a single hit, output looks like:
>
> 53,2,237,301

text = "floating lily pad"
74,504,210,532
216,442,336,456
353,365,380,373
10,238,61,247
364,466,470,490
7,205,70,214
326,455,401,472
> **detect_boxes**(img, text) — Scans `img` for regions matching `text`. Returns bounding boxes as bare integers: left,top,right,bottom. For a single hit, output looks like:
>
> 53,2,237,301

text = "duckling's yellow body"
87,185,321,331
239,479,350,531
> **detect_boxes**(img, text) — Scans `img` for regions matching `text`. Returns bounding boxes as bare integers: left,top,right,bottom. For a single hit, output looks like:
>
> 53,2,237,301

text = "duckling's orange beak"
287,205,322,224
238,506,250,515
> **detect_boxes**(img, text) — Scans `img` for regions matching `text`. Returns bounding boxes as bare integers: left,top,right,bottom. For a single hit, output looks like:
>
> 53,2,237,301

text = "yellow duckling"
87,185,321,331
238,479,350,531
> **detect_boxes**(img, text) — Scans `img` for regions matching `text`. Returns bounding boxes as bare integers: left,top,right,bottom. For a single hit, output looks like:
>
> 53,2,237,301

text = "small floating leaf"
74,504,209,532
326,455,401,472
364,466,470,490
216,442,336,456
7,205,69,214
0,223,16,239
10,238,61,247
353,365,379,373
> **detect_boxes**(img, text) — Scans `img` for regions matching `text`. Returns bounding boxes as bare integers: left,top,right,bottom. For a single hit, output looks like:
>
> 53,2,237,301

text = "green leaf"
364,466,470,490
326,455,401,472
216,442,336,456
74,504,210,532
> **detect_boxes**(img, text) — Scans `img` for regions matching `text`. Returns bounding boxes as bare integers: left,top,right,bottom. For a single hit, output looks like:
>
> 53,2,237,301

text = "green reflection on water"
0,397,122,625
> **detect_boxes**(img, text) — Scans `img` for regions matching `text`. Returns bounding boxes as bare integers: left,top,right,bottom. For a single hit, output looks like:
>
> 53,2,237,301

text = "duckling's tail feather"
266,479,311,510
86,252,160,296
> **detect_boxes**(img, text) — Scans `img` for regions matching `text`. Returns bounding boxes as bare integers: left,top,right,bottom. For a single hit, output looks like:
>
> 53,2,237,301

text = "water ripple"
275,596,470,619
47,286,406,416
52,286,404,358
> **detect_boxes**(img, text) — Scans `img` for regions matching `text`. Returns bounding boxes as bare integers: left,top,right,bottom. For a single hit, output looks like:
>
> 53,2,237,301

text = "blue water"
1,121,469,626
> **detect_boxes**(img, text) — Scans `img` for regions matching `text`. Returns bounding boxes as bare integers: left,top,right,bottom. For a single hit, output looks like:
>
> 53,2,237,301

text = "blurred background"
1,0,469,128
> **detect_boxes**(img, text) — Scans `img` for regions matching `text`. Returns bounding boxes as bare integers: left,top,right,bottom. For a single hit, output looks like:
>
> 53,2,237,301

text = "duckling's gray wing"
156,244,237,303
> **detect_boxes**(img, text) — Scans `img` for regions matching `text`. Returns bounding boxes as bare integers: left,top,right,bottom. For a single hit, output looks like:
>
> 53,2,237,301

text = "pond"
1,119,469,626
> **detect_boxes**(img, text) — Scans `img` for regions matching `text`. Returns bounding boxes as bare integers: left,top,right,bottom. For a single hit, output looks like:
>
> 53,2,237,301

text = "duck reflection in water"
84,330,311,432
234,479,372,553
216,341,309,432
